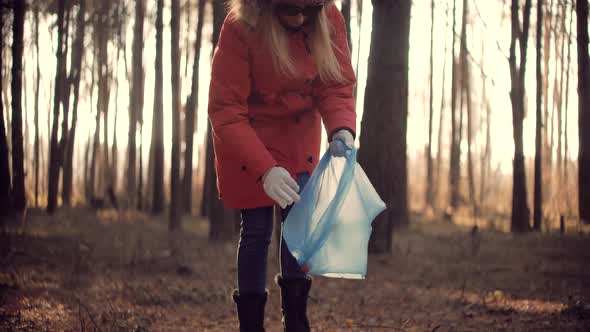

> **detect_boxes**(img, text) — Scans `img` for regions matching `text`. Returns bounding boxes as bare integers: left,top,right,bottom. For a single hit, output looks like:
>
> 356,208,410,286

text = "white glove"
262,167,301,209
329,129,354,157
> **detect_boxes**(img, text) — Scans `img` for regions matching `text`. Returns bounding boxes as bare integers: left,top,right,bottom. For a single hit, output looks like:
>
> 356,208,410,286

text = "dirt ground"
1,207,589,331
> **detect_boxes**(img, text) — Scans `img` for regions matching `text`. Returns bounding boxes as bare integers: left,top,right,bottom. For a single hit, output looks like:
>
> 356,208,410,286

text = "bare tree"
341,0,352,51
460,0,476,217
63,0,86,206
10,0,25,212
205,0,240,241
170,0,182,230
0,8,11,215
358,0,411,253
534,0,543,231
34,2,41,207
425,0,435,210
508,0,532,232
577,0,590,224
47,0,67,213
449,0,461,211
128,0,146,207
151,0,165,214
183,0,206,214
563,0,574,181
436,2,450,209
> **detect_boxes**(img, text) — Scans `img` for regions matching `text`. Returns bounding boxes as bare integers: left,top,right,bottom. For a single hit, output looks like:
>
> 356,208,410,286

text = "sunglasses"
274,4,324,17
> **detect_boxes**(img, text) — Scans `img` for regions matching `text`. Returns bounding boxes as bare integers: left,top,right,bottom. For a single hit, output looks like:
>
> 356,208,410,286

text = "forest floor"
1,207,590,331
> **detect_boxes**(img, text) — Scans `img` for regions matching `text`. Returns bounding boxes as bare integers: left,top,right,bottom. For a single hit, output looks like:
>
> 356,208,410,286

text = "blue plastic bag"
283,146,386,279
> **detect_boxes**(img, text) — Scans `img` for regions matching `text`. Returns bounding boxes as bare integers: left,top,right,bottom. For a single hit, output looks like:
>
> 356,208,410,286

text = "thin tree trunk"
59,5,72,194
10,0,26,212
206,0,241,240
183,0,205,214
534,0,544,232
63,0,86,206
358,0,411,253
128,0,146,207
137,123,144,210
47,0,67,213
563,1,574,181
341,0,352,51
449,0,460,211
353,0,363,100
152,0,165,214
577,0,590,223
436,2,450,210
0,13,11,215
556,0,567,179
425,0,435,210
34,3,41,208
184,0,192,78
170,0,182,230
509,0,532,232
460,0,475,217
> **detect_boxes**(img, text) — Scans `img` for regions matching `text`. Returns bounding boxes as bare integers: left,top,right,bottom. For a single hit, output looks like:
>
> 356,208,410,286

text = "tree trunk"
509,0,532,232
534,0,543,232
341,0,352,51
556,0,567,179
461,0,475,217
425,0,435,210
152,0,165,214
0,13,11,215
47,0,67,214
543,0,553,173
436,3,450,210
563,2,574,181
577,0,590,224
183,0,205,214
128,0,146,207
170,0,182,230
358,0,411,253
206,0,240,241
34,3,40,208
63,0,86,206
59,6,72,198
449,0,460,211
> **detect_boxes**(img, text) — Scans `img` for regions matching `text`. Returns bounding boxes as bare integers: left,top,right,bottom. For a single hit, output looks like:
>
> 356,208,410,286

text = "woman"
208,0,356,330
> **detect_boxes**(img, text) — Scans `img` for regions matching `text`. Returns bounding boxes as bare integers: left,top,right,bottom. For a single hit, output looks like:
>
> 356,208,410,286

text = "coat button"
242,165,247,171
307,156,313,163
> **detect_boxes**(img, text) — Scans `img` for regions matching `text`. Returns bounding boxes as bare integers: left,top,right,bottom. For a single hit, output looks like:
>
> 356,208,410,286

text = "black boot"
232,289,267,332
275,275,312,332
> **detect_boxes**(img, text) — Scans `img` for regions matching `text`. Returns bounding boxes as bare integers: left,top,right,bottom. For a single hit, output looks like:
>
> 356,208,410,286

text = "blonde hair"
227,0,345,82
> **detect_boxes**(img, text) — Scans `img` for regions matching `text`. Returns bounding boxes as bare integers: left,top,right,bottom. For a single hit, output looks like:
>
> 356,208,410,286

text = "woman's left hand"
329,130,354,157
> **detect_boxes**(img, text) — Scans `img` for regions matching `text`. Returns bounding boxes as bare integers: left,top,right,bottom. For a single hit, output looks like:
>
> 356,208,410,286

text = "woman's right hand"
262,167,301,209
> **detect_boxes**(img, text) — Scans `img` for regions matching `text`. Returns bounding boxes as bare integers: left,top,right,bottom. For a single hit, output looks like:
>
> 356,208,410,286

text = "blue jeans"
237,173,310,294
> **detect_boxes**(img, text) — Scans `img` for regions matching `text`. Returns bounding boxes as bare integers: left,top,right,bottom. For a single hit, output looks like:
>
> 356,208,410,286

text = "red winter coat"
208,3,356,209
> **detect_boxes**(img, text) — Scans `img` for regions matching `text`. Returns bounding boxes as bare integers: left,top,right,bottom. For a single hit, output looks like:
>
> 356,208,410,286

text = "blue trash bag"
283,146,386,279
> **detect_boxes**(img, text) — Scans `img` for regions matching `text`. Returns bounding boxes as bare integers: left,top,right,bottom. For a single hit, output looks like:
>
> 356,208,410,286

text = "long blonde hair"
227,0,345,82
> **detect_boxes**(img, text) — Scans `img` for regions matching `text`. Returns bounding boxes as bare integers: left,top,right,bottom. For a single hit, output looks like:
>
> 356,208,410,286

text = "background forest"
1,0,589,330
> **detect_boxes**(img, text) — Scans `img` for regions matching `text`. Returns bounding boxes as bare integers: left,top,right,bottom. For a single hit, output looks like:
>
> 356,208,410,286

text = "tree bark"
577,0,590,223
47,0,67,213
358,0,410,253
534,0,543,231
34,3,41,208
460,0,476,217
206,0,240,241
508,0,532,232
449,0,460,211
436,3,450,210
170,0,182,230
183,0,206,214
425,0,435,210
152,0,165,214
563,1,574,181
128,0,146,207
10,0,26,212
63,0,86,206
0,13,11,215
341,0,352,51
